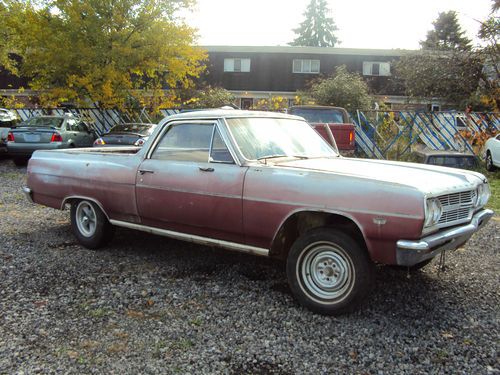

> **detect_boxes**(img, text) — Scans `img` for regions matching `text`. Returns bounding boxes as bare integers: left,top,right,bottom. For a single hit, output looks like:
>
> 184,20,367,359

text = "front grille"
436,190,475,227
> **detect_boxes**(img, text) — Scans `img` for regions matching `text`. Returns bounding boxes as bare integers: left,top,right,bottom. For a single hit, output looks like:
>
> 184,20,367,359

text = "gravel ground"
0,158,499,375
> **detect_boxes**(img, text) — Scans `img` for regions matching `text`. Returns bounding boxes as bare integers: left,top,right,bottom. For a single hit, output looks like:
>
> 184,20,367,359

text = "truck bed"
27,147,143,223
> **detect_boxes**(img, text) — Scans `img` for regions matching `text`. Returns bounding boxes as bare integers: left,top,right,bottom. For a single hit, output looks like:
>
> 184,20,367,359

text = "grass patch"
485,171,500,214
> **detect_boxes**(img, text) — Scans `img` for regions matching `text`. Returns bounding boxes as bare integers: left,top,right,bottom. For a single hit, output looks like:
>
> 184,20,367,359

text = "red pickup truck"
288,105,355,153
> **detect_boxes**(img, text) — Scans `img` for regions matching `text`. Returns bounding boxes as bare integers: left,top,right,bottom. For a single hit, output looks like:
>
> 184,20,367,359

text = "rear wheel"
70,200,114,249
486,151,496,171
286,227,374,315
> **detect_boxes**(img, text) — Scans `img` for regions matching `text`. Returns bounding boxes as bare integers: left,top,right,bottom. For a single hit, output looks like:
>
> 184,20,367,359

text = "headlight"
424,198,443,227
476,183,491,208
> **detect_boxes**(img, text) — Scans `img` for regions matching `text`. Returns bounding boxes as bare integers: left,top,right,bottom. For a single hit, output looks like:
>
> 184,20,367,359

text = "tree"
302,66,371,112
289,0,339,47
395,11,481,107
476,2,500,110
0,1,24,74
4,0,206,109
394,51,483,107
183,86,235,109
421,11,472,51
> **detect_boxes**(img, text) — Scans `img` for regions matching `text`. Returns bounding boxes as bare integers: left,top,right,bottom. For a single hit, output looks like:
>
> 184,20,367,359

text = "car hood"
275,157,486,196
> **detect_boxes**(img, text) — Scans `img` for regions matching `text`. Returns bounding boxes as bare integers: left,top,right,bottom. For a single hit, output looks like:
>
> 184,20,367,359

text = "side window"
77,121,88,132
210,128,234,164
66,119,78,131
151,123,214,162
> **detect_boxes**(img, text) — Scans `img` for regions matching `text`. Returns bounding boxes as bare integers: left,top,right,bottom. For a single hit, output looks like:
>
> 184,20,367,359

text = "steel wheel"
298,242,355,303
70,199,114,249
287,227,374,315
75,201,97,237
486,152,495,171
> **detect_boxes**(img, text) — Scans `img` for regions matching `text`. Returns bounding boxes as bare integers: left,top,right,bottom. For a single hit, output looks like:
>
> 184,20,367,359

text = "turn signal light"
7,131,15,142
349,130,354,143
50,133,63,142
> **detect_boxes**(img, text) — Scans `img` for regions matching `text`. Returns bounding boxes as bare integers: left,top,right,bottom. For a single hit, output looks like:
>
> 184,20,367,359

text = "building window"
363,62,391,76
293,59,320,74
224,58,251,72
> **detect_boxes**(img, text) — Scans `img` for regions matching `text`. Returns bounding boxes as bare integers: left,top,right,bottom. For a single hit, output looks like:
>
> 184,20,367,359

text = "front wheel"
287,228,374,315
70,200,114,249
486,151,496,171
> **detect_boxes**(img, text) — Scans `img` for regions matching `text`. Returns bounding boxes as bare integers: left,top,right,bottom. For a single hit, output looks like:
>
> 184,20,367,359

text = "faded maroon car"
24,110,493,315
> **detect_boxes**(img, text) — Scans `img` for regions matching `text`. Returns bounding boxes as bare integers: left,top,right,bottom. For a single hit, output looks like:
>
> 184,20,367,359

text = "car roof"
414,149,476,157
289,105,347,111
113,122,156,126
164,109,302,121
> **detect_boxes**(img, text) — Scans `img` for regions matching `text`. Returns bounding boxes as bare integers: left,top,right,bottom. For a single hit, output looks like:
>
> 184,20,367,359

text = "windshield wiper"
257,154,309,163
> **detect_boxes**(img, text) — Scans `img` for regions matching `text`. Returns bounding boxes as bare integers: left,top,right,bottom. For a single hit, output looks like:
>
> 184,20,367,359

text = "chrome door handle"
139,169,155,175
199,167,214,172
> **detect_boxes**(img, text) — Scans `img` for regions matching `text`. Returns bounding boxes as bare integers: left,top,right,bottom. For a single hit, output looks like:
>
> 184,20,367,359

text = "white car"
485,134,500,171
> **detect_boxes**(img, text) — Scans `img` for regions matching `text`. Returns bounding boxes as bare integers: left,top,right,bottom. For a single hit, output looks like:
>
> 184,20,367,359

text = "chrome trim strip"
109,220,269,257
22,186,34,203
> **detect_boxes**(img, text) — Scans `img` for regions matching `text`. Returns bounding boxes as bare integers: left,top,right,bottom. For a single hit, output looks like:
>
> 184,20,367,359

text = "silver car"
0,109,19,156
7,114,96,165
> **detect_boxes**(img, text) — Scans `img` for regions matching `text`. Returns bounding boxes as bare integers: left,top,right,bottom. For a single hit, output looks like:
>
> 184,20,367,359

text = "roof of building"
203,45,415,57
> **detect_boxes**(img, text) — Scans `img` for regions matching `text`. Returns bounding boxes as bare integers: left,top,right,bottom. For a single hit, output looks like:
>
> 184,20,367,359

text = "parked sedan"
0,109,19,156
7,114,96,165
411,149,479,170
485,134,500,171
93,123,156,147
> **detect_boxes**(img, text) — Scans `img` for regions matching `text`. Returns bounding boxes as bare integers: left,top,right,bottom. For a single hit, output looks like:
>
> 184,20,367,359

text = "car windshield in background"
226,117,337,160
291,109,344,123
427,156,478,169
109,124,154,135
24,117,64,128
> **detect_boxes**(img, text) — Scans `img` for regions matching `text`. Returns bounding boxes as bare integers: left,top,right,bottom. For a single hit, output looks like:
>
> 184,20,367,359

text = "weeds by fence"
352,110,499,160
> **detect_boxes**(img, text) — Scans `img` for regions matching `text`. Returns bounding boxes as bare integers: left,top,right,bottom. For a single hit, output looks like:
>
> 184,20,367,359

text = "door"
77,121,94,146
65,118,84,146
136,121,247,243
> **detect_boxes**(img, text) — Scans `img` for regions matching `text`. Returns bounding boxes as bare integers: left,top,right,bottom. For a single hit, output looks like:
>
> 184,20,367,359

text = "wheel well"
269,211,367,260
61,196,110,221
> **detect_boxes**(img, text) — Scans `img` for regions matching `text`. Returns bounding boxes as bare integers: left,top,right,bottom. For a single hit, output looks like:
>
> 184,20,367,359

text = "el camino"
24,110,493,315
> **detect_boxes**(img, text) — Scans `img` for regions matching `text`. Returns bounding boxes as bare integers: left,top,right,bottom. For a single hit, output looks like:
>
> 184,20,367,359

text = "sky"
183,0,495,50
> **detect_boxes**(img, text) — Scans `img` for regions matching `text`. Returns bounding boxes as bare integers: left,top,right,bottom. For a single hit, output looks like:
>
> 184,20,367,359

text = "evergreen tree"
290,0,339,47
421,11,472,51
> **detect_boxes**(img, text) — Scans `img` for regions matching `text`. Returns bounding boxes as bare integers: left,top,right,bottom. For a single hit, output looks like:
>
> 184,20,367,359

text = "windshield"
290,108,345,124
226,117,337,160
109,123,155,135
23,117,64,128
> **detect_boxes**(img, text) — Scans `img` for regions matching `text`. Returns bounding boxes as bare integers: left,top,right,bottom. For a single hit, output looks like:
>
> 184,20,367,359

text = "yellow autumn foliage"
5,0,206,110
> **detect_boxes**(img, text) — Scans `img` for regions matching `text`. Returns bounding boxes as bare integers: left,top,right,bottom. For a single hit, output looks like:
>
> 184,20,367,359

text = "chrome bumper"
22,186,34,204
396,209,494,266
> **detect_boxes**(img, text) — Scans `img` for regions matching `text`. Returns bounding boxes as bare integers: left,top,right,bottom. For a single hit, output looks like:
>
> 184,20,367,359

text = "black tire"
486,151,496,172
70,200,114,249
13,157,28,166
286,227,374,315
